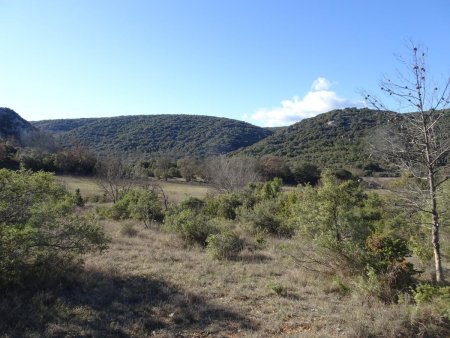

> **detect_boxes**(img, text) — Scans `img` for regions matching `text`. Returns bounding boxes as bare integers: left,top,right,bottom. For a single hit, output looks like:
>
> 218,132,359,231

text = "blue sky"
1,0,449,126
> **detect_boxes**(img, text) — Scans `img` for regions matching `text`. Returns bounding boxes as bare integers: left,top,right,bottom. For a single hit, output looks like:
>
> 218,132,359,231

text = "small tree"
177,156,199,182
0,169,108,288
365,45,450,282
206,155,261,192
296,170,366,242
95,157,133,203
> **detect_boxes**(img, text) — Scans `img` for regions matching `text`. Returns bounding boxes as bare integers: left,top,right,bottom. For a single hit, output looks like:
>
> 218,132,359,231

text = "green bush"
413,284,450,305
365,233,417,293
164,209,218,246
413,284,450,320
73,188,85,207
249,178,283,200
206,230,243,260
0,169,109,288
267,281,286,296
240,199,294,237
179,197,205,212
106,188,164,226
204,193,242,220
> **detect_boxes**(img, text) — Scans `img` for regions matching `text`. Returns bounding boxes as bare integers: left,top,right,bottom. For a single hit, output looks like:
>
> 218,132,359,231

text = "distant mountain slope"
33,115,273,158
32,118,97,133
236,108,398,169
0,108,40,145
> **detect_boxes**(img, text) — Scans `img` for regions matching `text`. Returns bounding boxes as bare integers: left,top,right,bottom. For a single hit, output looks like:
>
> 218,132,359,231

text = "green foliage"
294,169,367,242
179,197,205,212
267,281,285,296
256,155,293,182
240,198,294,237
365,233,418,297
413,284,450,305
14,146,97,175
412,284,450,321
237,108,400,173
164,209,218,246
33,114,273,158
248,177,283,200
206,229,243,260
0,169,108,288
291,162,321,185
0,108,43,146
413,284,450,321
0,141,19,170
107,188,164,226
333,276,351,295
73,188,84,207
203,193,243,220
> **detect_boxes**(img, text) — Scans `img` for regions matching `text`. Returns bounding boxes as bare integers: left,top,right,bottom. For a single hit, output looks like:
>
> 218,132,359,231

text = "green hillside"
33,114,273,158
0,108,39,145
236,108,398,170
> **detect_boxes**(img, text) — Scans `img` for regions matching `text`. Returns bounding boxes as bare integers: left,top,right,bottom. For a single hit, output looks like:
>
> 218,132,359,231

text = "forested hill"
236,108,398,169
33,114,273,158
0,108,41,145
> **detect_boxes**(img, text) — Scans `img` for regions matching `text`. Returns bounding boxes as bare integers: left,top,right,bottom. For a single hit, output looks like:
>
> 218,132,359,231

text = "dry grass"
2,218,448,337
57,175,213,203
56,175,104,199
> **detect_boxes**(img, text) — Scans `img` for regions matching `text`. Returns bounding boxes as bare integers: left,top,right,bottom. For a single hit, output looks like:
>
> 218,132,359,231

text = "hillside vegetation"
33,115,273,158
237,108,396,170
0,108,41,145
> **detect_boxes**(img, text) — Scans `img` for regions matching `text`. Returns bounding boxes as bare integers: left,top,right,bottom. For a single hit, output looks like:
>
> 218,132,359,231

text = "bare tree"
95,157,134,203
365,45,450,283
206,155,261,192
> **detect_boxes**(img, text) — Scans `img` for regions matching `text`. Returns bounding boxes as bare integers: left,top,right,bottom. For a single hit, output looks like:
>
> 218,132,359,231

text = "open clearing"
57,175,213,203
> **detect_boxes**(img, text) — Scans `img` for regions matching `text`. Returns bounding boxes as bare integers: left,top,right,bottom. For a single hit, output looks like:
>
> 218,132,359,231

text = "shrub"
248,178,283,201
240,199,294,237
73,188,85,207
0,169,109,288
204,193,242,220
351,234,419,303
206,230,243,260
179,197,205,212
413,284,450,320
291,162,321,185
106,188,164,226
164,209,218,246
267,281,285,296
365,233,418,294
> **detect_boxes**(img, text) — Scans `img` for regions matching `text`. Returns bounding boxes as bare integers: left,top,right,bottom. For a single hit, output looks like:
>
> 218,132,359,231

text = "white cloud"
247,77,364,127
311,77,331,91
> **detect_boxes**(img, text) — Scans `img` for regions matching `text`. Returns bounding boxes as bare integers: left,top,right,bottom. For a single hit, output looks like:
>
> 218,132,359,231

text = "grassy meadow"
57,175,213,203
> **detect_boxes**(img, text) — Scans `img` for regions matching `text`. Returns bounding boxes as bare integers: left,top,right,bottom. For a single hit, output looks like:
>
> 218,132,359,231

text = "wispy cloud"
247,77,364,127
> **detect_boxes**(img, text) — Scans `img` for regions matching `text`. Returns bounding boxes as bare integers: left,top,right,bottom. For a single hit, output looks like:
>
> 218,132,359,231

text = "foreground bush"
239,198,294,237
0,169,109,288
413,284,450,320
206,229,243,260
164,209,218,246
106,188,164,226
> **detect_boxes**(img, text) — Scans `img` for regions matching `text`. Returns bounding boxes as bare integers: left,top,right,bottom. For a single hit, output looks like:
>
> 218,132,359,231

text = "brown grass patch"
2,218,448,337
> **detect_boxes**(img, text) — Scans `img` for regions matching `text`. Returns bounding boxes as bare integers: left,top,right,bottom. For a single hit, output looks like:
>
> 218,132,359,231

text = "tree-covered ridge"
33,114,273,158
237,108,401,169
0,108,39,145
32,118,98,133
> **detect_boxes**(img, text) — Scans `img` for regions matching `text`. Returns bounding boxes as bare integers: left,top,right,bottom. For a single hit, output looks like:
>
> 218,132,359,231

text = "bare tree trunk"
365,46,450,282
429,173,444,282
